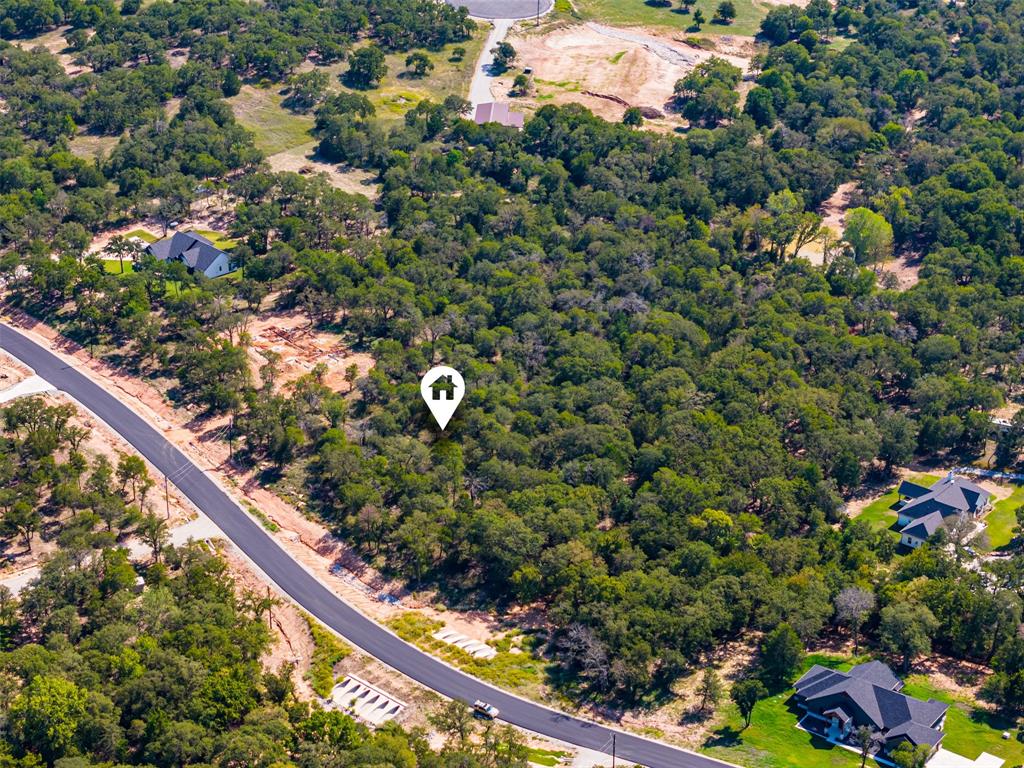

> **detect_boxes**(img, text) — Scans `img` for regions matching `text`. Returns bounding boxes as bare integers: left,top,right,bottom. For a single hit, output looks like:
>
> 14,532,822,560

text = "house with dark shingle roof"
145,231,233,279
794,661,948,758
895,473,991,549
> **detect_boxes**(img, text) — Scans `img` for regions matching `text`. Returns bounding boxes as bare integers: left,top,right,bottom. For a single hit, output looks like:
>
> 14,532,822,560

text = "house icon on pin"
430,374,457,401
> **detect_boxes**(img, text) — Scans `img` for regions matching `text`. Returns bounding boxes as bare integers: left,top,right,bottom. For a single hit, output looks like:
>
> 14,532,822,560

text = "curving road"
0,321,737,768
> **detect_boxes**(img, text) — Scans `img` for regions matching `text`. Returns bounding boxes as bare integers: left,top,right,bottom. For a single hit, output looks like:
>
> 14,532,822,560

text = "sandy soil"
497,23,751,129
878,255,923,290
242,309,375,393
265,144,379,198
0,357,30,391
13,26,92,76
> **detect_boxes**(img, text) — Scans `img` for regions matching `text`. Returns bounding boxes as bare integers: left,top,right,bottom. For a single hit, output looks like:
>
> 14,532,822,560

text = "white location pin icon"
420,366,465,430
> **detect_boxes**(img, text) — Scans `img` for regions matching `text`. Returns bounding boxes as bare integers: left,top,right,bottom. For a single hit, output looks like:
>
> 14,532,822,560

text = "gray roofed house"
793,661,947,758
894,473,991,549
145,231,233,279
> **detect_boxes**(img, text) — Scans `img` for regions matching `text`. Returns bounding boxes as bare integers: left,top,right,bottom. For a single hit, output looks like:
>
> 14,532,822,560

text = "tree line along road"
0,321,739,768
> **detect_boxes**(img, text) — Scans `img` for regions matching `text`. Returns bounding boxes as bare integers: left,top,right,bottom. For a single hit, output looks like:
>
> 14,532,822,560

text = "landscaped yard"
702,655,864,768
854,473,940,535
102,260,134,275
902,676,1024,764
703,654,1024,768
574,0,773,37
982,483,1024,551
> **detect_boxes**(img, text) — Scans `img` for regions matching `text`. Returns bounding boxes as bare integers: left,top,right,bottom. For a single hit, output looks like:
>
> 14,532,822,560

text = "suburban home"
895,473,991,549
794,661,948,759
474,102,525,129
145,231,233,278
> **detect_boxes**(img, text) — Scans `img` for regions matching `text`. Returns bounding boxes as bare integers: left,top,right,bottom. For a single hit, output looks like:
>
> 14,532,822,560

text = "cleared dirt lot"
496,23,752,128
242,309,374,393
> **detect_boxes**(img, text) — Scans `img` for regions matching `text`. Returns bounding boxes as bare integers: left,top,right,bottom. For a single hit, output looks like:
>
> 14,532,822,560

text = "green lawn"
124,228,158,243
854,474,940,535
702,655,865,768
574,0,771,37
902,676,1024,764
102,259,134,275
192,229,237,250
981,483,1024,551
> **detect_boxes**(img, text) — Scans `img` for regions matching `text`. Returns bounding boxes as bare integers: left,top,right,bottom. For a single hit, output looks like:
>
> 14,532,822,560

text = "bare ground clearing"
241,309,375,393
497,23,751,129
265,143,379,197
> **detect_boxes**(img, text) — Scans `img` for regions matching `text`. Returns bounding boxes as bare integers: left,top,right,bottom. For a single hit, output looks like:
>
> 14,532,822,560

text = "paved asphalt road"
0,322,737,768
444,0,553,20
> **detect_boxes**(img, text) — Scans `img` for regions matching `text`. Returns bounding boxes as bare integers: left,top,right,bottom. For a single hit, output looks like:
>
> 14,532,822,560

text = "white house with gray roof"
145,231,233,279
895,473,991,549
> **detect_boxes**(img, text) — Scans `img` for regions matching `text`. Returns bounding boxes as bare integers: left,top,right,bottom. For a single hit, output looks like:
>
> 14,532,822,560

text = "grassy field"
702,654,864,768
228,85,316,155
853,473,939,535
574,0,772,37
69,133,120,160
324,26,489,121
230,27,487,155
386,613,551,696
902,676,1024,764
301,612,352,698
981,483,1024,551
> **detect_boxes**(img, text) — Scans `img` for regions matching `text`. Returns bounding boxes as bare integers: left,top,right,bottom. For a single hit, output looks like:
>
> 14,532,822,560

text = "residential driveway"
928,748,1004,768
445,0,553,20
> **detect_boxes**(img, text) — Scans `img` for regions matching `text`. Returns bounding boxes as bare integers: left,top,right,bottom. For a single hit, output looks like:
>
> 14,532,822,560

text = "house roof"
884,721,945,748
794,663,947,740
848,661,902,691
896,474,989,539
823,706,851,724
899,474,989,519
901,511,946,541
147,231,228,273
474,102,525,129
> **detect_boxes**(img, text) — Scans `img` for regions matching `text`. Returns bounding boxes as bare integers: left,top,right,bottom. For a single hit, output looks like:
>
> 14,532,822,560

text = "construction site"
243,310,375,394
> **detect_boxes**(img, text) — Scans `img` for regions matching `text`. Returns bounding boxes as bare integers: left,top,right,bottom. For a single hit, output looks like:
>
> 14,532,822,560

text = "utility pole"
537,0,540,25
611,734,616,768
164,474,170,519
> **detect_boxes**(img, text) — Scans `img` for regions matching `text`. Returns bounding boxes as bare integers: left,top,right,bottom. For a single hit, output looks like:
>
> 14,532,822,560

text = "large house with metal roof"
794,661,948,759
895,473,991,549
145,231,233,279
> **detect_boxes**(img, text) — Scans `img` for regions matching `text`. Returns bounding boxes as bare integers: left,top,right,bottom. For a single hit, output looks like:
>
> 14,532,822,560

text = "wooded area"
3,0,1024,753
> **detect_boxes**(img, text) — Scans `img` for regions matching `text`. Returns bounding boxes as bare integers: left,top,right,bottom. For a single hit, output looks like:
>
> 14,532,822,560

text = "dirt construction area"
497,23,752,128
243,310,374,393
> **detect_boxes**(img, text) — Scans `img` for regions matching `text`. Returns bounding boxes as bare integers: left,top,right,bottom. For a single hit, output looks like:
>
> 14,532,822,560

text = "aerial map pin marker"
420,366,465,430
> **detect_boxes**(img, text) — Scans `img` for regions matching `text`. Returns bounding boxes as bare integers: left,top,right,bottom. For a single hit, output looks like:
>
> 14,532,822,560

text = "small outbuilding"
474,102,525,129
